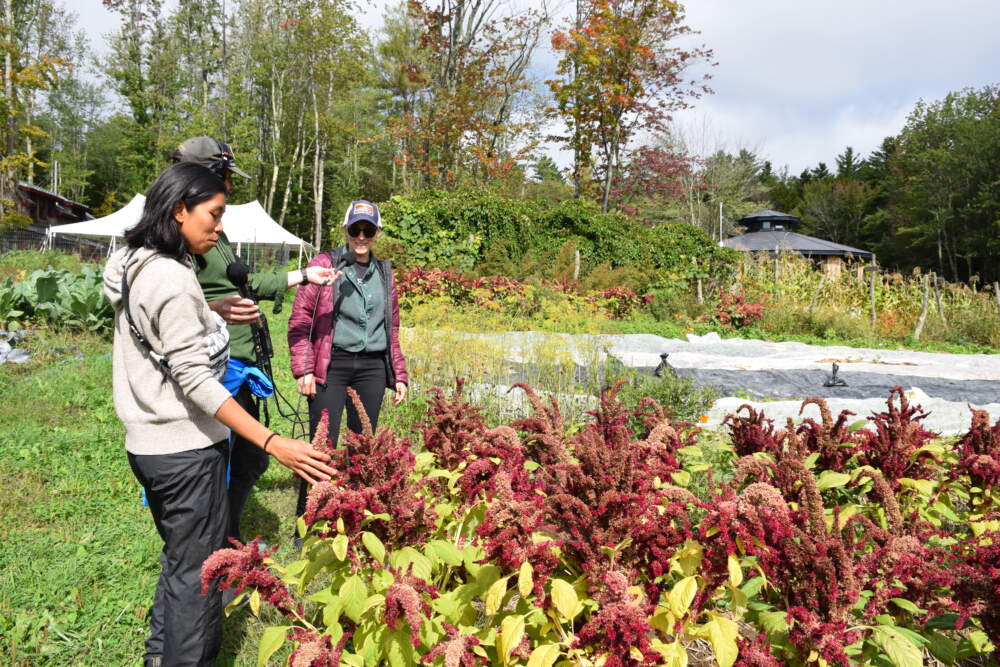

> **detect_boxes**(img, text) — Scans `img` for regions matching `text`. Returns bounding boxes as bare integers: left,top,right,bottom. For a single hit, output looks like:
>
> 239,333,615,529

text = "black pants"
228,384,270,542
295,350,388,517
128,441,229,667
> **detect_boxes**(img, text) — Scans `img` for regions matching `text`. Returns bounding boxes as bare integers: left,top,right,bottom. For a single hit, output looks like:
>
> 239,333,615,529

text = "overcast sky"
76,0,999,174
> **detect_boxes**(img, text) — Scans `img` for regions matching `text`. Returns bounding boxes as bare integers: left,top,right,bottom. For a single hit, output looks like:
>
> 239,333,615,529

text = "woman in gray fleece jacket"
103,163,337,667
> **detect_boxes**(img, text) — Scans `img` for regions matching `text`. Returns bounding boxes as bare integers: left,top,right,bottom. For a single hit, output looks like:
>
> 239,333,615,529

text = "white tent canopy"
48,195,314,258
220,200,311,247
48,193,146,240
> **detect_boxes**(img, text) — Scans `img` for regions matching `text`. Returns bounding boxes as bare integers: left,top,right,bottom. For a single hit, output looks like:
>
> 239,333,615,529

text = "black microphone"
225,260,251,297
337,250,358,270
225,260,273,362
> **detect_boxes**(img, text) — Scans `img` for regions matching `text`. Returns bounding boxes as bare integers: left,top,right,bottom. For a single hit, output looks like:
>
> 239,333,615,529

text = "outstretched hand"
267,435,336,485
208,294,260,324
305,266,342,286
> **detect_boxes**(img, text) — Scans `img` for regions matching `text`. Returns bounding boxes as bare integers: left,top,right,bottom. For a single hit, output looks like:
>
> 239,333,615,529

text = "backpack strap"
121,249,172,377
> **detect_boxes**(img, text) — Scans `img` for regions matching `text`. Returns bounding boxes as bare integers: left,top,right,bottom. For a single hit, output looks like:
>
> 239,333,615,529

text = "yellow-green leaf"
332,533,349,561
668,576,698,618
429,540,463,566
898,477,935,496
498,614,526,664
296,516,308,540
224,591,247,617
485,576,510,616
361,531,385,562
249,588,261,617
550,578,581,620
518,561,534,598
706,616,739,667
758,611,789,637
340,575,369,623
650,609,675,634
526,643,561,667
653,638,688,667
889,597,925,615
675,540,703,576
726,554,743,588
257,625,289,667
815,470,851,491
391,546,433,582
671,470,692,487
872,625,923,667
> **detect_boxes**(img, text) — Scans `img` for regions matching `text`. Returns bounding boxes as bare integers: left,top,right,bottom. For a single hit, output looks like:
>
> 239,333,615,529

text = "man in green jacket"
173,136,337,542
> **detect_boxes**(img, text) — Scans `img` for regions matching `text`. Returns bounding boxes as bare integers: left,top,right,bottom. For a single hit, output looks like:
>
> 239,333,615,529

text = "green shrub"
378,189,738,287
606,360,719,423
0,249,84,279
0,266,112,334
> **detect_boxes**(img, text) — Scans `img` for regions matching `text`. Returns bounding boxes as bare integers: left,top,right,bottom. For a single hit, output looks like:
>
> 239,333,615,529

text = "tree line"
1,0,998,283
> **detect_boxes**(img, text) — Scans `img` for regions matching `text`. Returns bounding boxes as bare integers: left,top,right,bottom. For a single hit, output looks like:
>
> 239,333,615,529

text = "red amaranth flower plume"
786,606,860,667
953,526,1000,644
302,482,377,534
574,571,660,666
200,537,301,619
477,472,559,596
735,631,784,667
856,387,938,485
287,627,350,667
509,383,573,467
326,390,437,549
384,566,439,647
420,378,489,469
724,404,785,458
952,408,1000,494
796,397,861,472
311,409,338,459
419,623,485,666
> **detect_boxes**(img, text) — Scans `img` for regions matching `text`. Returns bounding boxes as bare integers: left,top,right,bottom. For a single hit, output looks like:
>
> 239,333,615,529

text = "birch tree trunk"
278,113,303,227
2,0,15,203
311,87,324,249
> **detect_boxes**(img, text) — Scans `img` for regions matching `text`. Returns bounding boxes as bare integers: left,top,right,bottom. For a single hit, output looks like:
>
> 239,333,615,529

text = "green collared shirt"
332,260,387,352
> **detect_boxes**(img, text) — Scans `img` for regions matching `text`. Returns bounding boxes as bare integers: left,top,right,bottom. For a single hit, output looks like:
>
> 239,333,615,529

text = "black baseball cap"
172,136,251,179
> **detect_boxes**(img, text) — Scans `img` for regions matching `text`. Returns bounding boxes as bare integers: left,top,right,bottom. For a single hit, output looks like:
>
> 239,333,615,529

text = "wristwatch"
300,268,309,286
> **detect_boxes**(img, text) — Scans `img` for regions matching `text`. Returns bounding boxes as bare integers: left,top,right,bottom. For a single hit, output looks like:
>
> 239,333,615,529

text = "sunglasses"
347,224,378,238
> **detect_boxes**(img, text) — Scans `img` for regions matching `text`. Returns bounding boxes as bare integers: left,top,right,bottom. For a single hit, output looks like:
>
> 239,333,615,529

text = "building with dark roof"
722,210,872,277
16,181,93,226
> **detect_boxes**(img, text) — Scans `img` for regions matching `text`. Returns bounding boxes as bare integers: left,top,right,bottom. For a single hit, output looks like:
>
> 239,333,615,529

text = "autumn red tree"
547,0,713,211
611,144,699,216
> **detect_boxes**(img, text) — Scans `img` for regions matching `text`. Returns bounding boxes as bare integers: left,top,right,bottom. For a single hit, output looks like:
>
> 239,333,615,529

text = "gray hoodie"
103,247,232,455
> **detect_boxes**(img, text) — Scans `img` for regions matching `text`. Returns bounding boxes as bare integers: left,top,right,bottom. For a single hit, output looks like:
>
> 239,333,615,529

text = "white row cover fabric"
47,195,313,250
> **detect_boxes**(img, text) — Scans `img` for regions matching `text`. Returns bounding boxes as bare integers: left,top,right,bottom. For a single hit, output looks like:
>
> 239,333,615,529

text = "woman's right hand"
268,435,336,485
297,373,316,397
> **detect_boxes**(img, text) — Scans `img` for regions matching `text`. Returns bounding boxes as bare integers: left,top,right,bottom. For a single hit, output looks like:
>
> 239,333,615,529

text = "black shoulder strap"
121,249,172,376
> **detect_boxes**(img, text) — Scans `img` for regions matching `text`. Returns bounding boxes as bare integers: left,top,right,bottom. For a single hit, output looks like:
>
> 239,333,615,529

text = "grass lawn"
0,310,317,665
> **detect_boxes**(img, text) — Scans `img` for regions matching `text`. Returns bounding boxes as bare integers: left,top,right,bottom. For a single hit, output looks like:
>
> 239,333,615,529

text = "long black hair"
125,162,226,258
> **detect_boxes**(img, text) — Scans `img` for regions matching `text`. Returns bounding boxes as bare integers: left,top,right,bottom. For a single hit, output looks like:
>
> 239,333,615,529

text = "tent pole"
298,243,303,268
